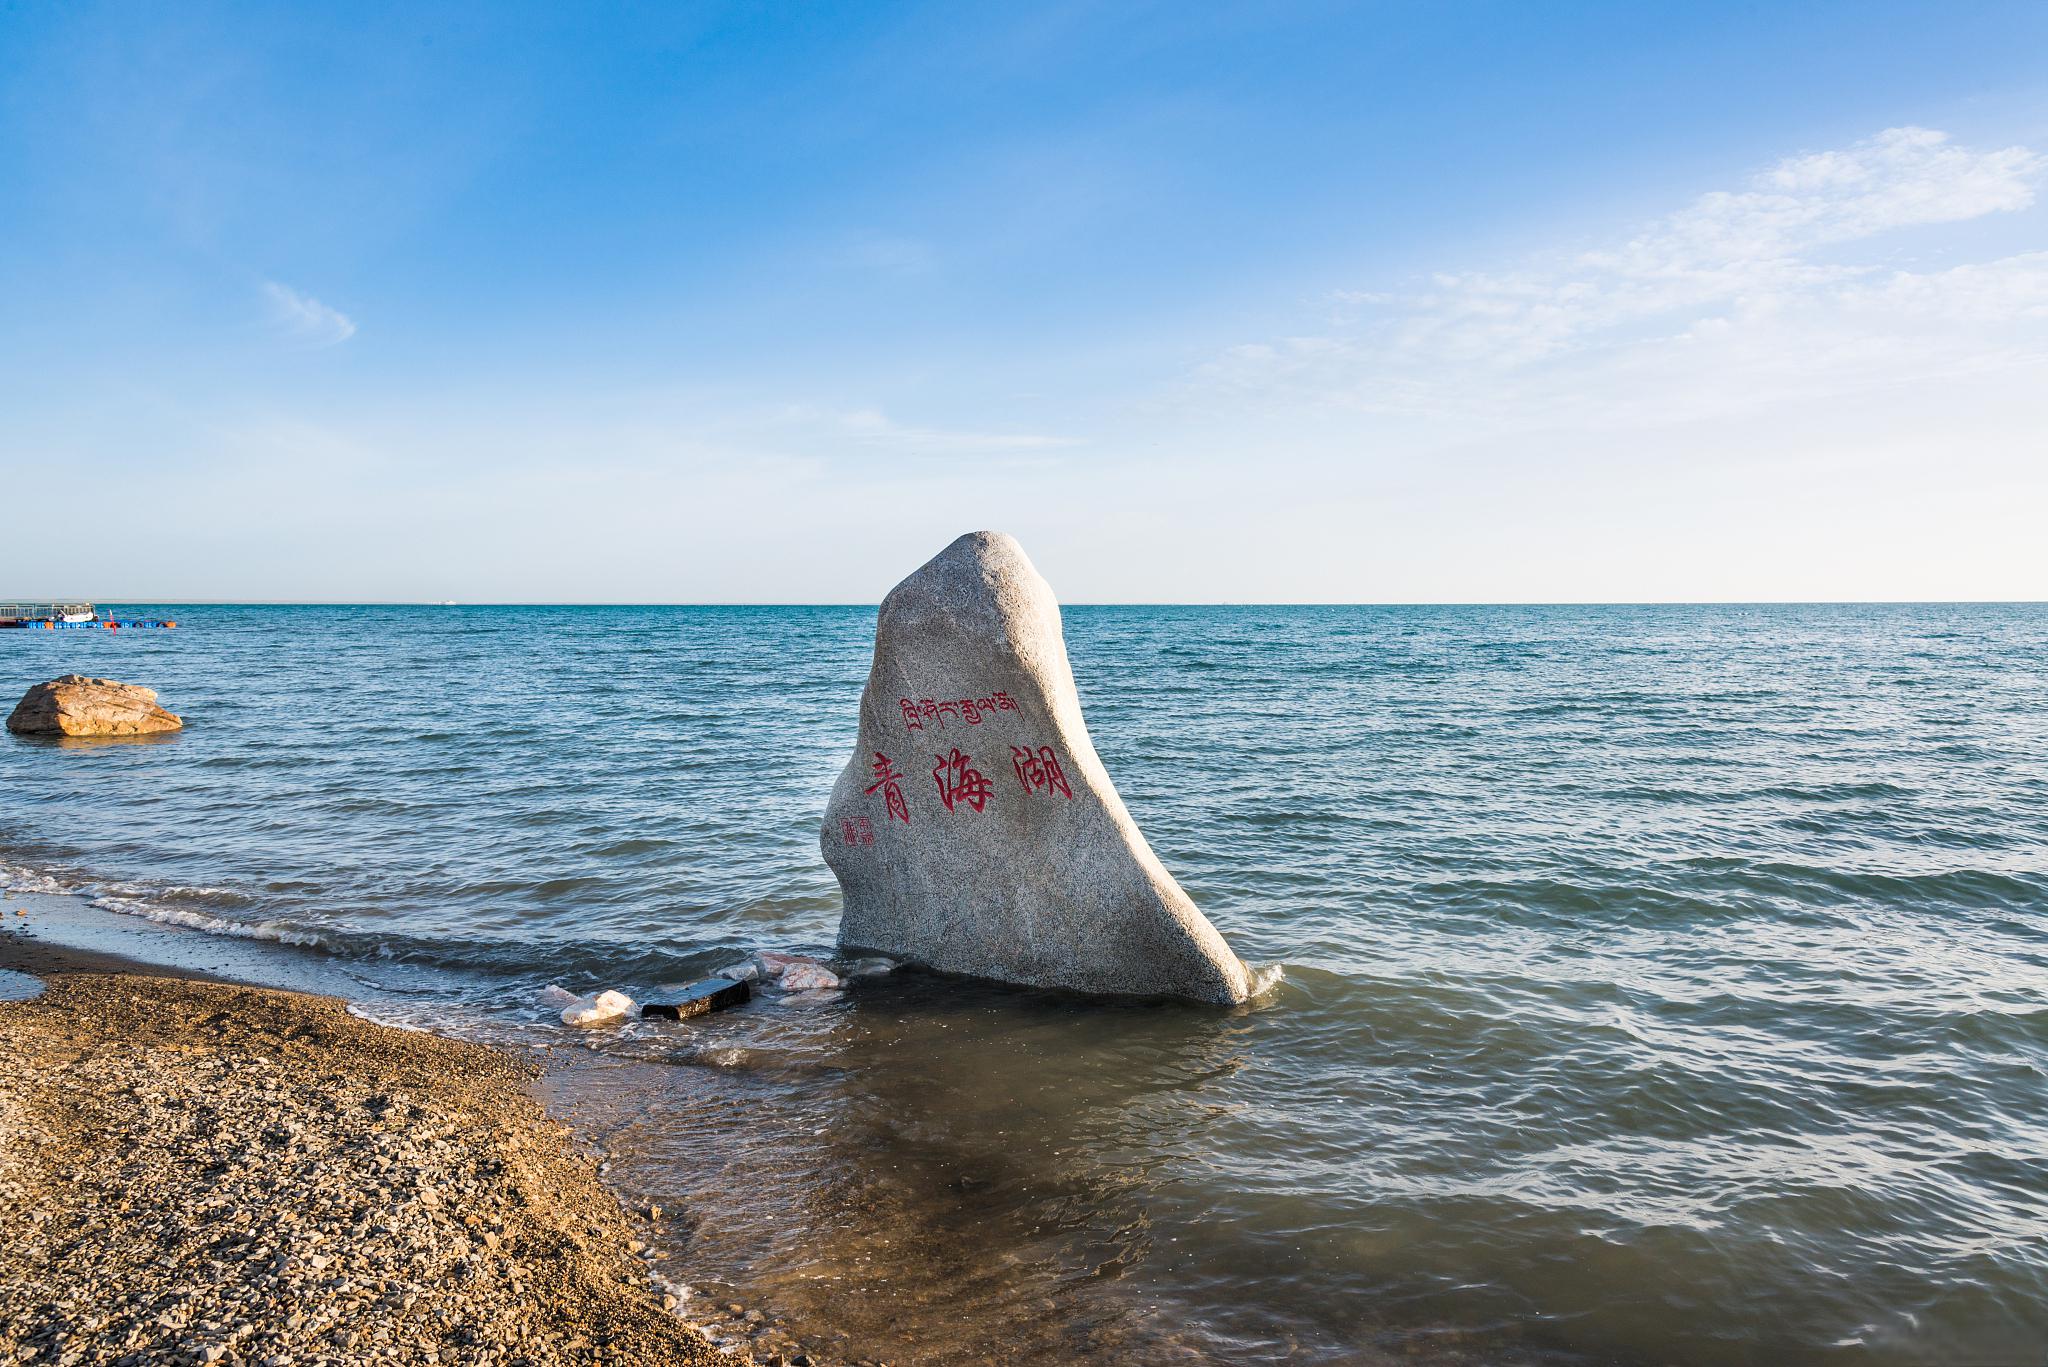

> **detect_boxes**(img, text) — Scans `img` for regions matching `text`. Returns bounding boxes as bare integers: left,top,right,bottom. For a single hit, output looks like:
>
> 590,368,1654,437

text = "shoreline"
0,928,226,983
0,944,832,1367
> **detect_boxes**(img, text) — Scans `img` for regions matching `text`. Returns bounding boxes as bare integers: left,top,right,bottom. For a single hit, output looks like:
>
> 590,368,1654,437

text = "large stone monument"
821,532,1251,1004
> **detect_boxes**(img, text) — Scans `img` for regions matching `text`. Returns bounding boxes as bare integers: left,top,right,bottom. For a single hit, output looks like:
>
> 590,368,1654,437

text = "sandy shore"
0,956,731,1367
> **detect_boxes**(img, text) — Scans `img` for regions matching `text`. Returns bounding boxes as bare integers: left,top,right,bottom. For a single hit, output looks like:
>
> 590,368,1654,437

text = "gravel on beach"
0,968,728,1367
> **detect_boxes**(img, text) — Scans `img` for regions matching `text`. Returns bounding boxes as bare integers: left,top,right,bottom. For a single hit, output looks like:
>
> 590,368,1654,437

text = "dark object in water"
641,978,751,1020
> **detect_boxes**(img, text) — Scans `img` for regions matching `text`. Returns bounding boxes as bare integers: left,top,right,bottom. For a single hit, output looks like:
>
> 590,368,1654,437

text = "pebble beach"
0,946,831,1367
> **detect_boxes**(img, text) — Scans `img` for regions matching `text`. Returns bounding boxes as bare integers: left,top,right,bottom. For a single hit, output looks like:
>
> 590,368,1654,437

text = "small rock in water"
720,951,854,995
776,962,840,993
640,978,750,1020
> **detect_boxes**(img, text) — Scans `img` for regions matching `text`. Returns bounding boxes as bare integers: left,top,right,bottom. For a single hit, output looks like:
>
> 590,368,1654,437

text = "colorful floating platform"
32,620,178,629
0,602,176,629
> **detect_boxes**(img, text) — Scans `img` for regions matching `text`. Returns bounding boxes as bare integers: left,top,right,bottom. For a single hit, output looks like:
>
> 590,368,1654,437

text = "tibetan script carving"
899,693,1018,730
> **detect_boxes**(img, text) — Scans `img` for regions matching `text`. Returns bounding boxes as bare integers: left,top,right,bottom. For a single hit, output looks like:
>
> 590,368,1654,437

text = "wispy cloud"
1200,127,2048,425
835,408,1078,454
262,281,357,348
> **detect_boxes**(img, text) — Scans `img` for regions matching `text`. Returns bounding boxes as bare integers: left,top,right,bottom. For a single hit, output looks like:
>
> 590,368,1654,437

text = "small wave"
96,877,258,909
0,862,81,897
4,857,309,945
87,894,329,949
3,858,262,912
343,1003,440,1035
1247,963,1288,998
586,837,676,858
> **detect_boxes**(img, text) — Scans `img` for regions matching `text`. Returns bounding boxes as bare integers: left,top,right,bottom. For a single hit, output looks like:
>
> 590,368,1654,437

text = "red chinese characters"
1011,745,1073,799
839,816,875,847
866,752,910,824
932,748,994,813
899,692,1018,730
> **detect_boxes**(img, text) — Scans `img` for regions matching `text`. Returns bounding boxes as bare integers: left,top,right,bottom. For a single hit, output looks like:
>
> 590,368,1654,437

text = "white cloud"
1845,250,2048,321
262,281,357,348
835,408,1078,454
1198,127,2048,423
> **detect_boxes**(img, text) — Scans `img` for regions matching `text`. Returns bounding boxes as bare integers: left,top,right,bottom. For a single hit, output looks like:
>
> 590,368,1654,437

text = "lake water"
3,603,2045,1365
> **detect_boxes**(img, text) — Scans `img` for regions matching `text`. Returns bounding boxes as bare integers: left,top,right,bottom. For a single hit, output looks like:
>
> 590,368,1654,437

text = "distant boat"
0,601,96,628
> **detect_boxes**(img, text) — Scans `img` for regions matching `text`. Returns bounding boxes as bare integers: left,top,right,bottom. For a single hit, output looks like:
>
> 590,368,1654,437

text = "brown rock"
5,675,184,737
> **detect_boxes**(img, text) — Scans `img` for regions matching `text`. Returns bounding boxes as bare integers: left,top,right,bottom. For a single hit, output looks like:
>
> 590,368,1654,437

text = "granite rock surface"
822,531,1251,1005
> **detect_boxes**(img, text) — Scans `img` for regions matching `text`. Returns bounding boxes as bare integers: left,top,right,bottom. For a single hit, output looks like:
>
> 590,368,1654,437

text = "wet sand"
0,945,735,1367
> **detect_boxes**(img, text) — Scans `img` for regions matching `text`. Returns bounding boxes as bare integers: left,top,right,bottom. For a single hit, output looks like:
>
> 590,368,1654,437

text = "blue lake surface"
3,603,2046,1365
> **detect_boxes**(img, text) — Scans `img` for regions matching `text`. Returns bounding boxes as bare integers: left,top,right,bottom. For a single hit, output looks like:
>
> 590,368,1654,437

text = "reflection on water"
553,972,1589,1366
8,730,185,750
551,975,1257,1364
0,967,43,1000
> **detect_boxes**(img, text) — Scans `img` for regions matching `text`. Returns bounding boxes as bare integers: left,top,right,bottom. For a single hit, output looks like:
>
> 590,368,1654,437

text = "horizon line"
19,599,2048,609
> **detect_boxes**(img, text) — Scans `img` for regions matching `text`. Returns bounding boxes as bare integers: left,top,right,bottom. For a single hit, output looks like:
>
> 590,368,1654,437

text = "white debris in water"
713,960,761,982
566,990,636,1026
540,985,637,1027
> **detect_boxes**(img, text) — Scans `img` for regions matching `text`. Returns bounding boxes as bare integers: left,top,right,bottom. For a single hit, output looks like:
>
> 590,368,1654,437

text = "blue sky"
3,1,2045,601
